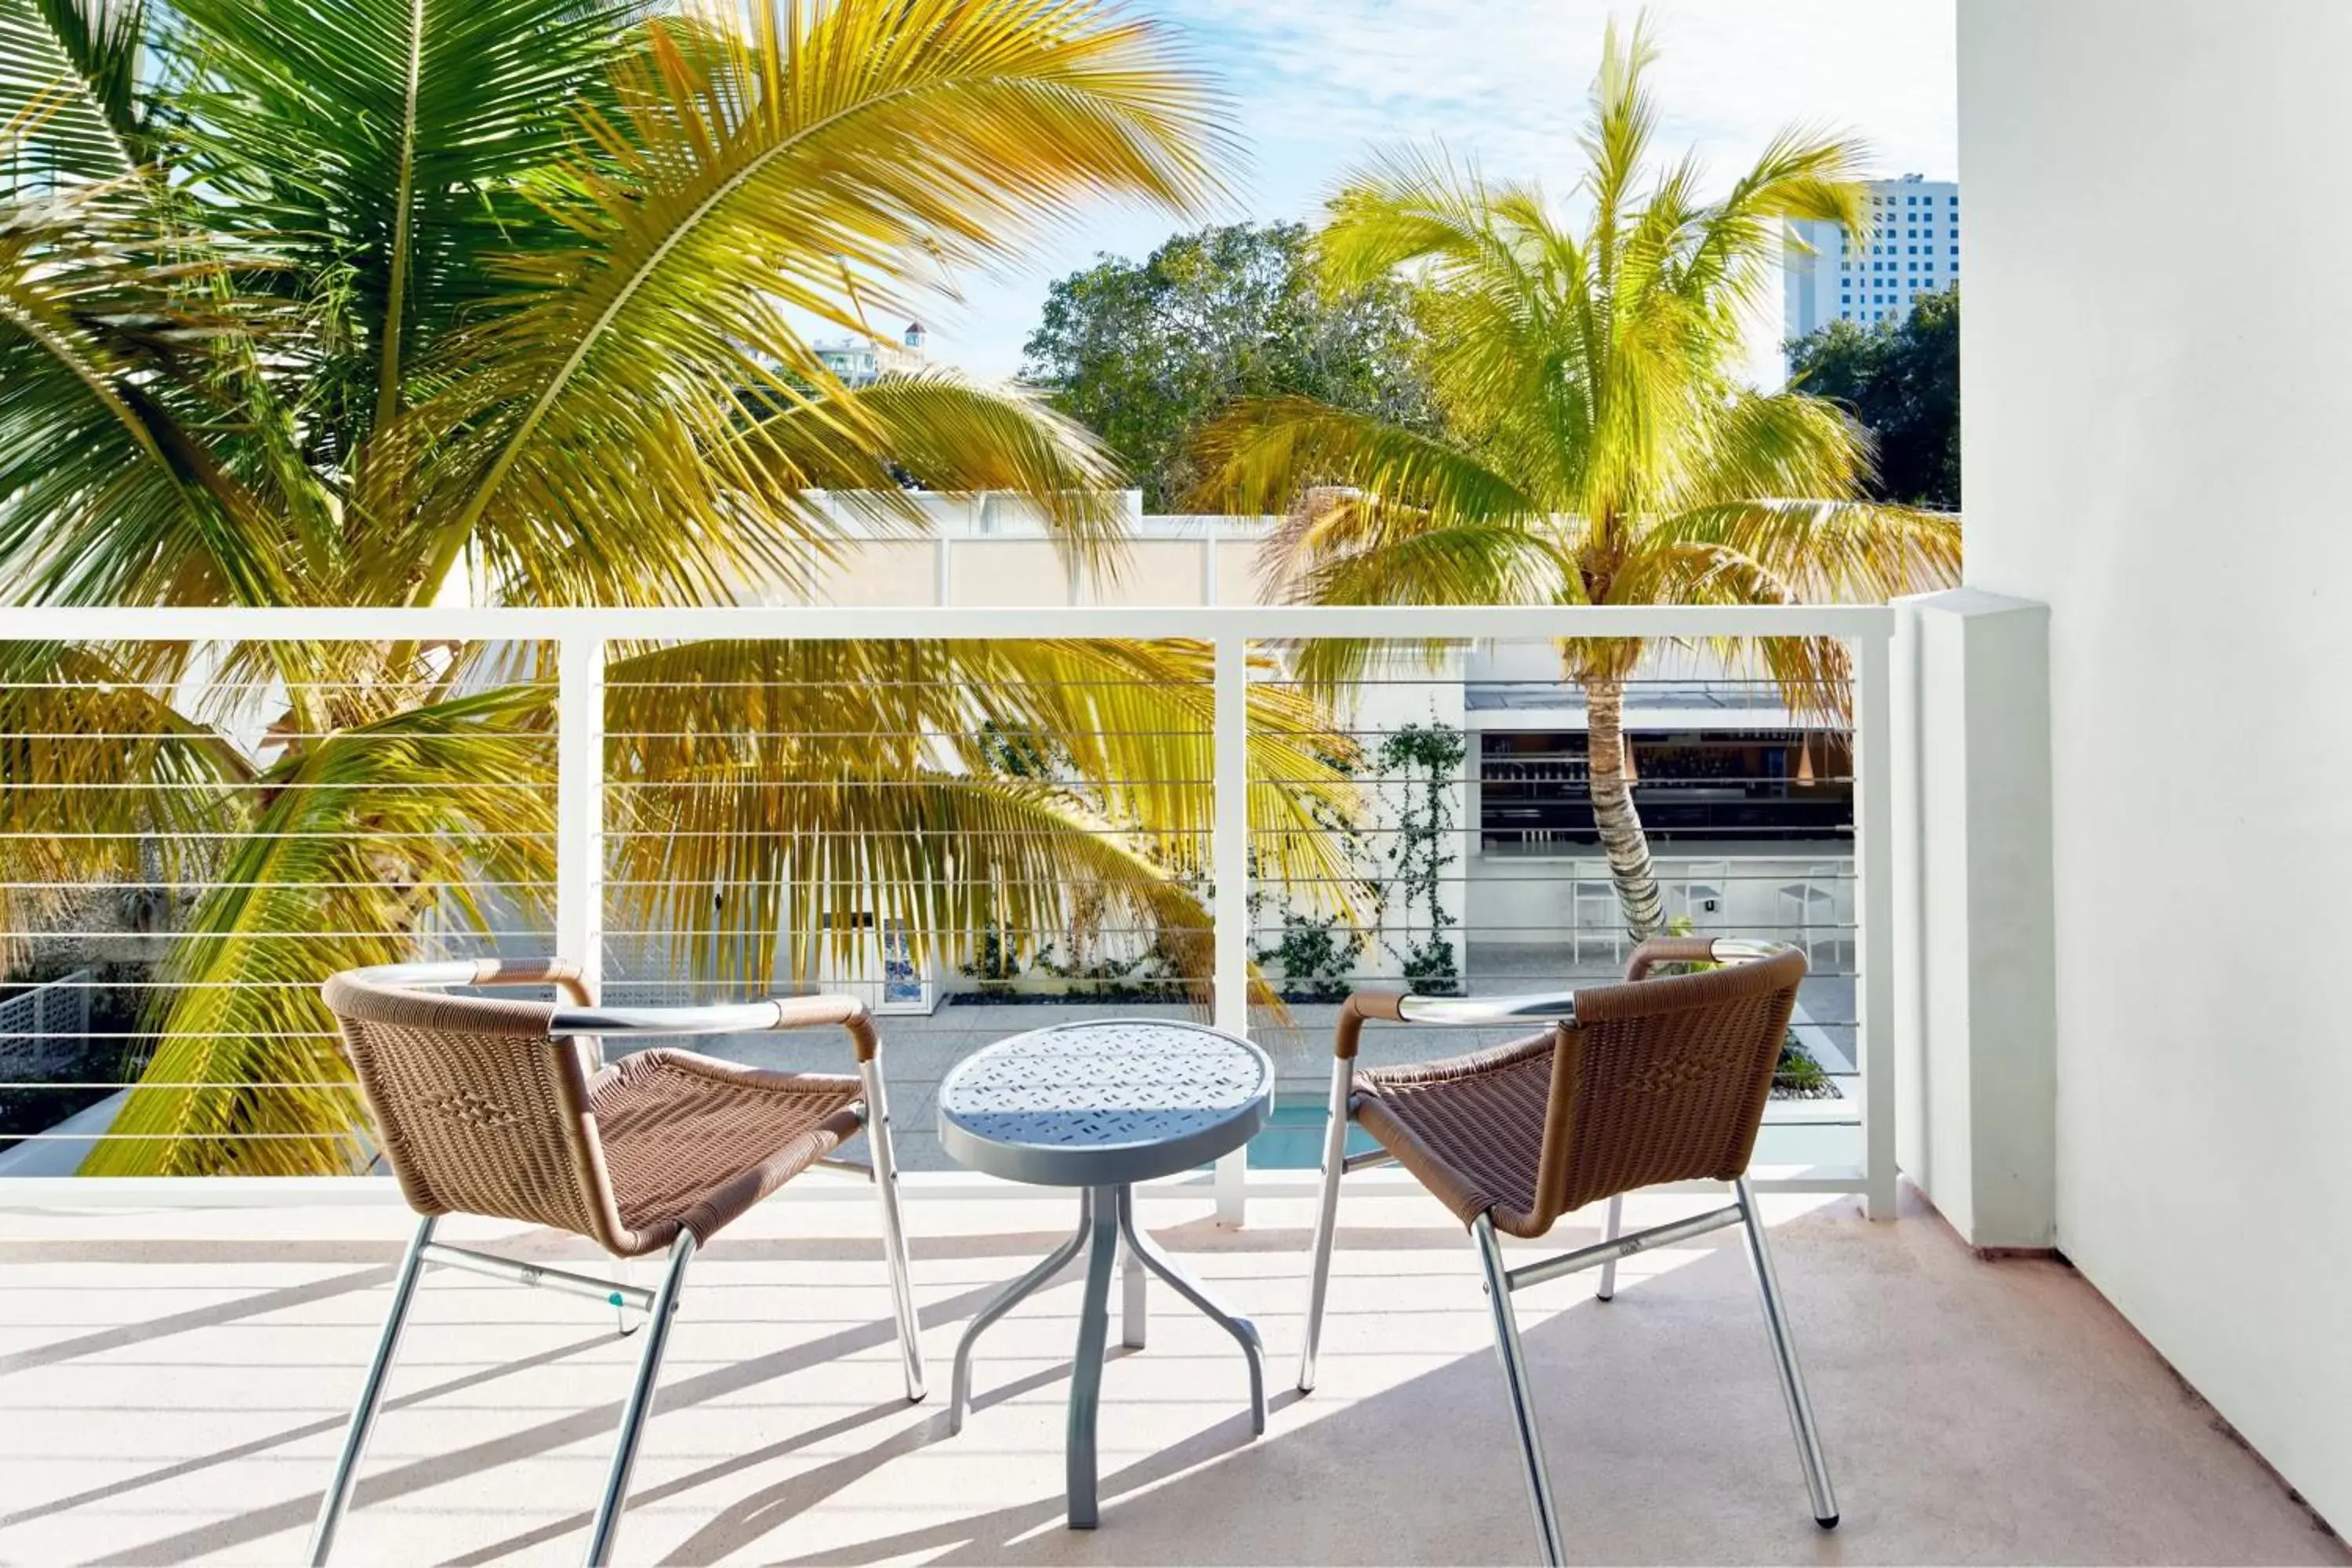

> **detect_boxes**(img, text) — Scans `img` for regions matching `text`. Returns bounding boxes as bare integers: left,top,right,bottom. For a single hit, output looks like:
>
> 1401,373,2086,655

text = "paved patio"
1,1182,2339,1565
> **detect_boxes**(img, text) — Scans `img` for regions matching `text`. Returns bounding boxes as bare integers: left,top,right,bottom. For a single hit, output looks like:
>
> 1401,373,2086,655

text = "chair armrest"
333,960,884,1062
547,992,881,1062
1333,990,1405,1060
1623,938,1717,982
1332,939,1800,1062
764,995,881,1063
1623,936,1791,982
1338,987,1597,1057
465,956,593,1007
333,956,595,1006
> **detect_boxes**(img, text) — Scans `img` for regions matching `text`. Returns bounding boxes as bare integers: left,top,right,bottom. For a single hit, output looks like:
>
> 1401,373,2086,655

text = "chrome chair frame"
1297,939,1838,1566
307,961,926,1568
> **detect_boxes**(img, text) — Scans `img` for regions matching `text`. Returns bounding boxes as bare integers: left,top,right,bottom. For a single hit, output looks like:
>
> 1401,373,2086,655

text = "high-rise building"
1783,174,1958,350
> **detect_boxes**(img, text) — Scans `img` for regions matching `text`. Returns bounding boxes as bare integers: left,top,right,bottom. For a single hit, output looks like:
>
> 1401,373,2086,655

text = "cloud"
1163,0,1955,205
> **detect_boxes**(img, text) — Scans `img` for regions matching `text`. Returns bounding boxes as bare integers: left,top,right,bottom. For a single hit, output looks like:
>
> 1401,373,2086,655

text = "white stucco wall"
1960,0,2352,1526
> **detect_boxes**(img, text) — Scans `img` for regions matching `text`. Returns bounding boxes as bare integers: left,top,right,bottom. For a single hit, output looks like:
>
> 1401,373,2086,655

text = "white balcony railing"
0,603,1897,1218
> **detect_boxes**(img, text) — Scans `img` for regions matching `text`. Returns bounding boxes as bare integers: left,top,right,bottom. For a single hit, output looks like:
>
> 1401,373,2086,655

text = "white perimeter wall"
1960,0,2352,1525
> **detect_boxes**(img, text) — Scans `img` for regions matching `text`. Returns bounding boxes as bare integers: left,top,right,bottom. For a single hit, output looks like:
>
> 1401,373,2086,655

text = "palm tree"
0,0,1357,1174
1195,22,1960,942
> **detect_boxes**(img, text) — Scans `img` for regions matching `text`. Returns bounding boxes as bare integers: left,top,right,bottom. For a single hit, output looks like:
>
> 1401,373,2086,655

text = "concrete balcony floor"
1,1183,2340,1566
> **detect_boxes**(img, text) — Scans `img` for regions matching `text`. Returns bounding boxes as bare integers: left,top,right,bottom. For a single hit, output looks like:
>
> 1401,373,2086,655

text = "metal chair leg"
1297,1056,1352,1392
307,1214,437,1566
1595,1193,1624,1301
583,1232,696,1567
1734,1178,1839,1528
859,1058,927,1403
1473,1214,1565,1568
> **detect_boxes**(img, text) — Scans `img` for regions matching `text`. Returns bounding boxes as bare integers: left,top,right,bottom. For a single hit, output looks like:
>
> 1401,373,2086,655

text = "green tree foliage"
1193,23,1962,942
1787,286,1961,510
0,0,1362,1173
1021,222,1433,510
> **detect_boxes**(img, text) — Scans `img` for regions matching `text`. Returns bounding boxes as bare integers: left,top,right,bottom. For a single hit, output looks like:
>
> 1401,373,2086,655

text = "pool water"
1246,1101,1381,1169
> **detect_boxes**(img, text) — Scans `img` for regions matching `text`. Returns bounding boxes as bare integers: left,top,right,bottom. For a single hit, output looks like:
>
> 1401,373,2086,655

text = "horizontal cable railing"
0,604,1895,1216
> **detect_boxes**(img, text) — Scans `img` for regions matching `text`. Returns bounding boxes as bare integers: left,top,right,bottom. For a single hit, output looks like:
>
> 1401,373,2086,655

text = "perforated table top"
936,1019,1274,1187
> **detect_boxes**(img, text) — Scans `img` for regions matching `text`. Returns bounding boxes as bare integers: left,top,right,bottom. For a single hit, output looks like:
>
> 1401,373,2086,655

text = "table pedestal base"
947,1182,1267,1528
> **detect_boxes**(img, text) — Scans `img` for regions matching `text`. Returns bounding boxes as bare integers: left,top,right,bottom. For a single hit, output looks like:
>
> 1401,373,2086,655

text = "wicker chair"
308,957,925,1567
1297,938,1837,1566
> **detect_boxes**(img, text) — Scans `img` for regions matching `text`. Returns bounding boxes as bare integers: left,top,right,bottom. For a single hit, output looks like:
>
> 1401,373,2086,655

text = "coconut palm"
1195,22,1960,941
0,0,1356,1175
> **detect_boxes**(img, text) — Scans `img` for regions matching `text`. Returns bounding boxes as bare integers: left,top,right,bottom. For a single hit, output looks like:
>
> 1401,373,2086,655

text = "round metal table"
937,1018,1273,1529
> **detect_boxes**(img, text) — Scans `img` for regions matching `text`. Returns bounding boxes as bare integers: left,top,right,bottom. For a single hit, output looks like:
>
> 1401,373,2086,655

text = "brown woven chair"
307,957,925,1568
1297,938,1837,1566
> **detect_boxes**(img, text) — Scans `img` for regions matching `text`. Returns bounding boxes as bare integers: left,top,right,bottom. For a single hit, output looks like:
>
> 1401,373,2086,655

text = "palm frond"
82,683,555,1177
0,0,143,183
0,639,250,971
1679,122,1873,308
1580,15,1661,290
602,636,1360,994
1647,497,1962,602
1669,388,1872,513
165,0,643,443
389,0,1225,608
1193,395,1538,522
0,179,319,607
730,372,1133,579
1272,517,1571,700
1317,145,1538,301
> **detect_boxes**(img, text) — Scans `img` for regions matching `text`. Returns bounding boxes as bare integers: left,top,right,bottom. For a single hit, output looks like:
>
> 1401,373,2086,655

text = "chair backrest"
321,963,633,1250
1532,939,1806,1221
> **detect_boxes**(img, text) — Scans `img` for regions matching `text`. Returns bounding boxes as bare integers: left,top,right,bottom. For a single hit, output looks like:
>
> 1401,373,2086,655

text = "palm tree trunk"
1581,675,1664,943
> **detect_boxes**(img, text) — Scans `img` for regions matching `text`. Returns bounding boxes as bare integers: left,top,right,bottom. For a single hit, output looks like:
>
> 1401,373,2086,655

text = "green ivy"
1377,721,1466,996
1260,910,1365,1002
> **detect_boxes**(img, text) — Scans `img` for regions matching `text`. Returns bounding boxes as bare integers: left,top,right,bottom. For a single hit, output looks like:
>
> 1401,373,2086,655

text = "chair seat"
1354,1033,1557,1237
590,1050,865,1254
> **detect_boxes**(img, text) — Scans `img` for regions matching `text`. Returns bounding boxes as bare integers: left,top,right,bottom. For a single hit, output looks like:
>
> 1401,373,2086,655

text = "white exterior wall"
1961,0,2352,1527
779,502,1266,608
1784,175,1961,342
1891,589,2057,1248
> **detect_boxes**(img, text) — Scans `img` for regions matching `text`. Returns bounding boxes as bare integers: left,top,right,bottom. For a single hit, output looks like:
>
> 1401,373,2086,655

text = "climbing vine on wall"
1247,742,1374,1002
1377,720,1466,995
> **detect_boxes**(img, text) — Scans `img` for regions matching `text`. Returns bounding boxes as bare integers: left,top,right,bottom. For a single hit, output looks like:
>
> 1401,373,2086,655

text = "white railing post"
557,634,606,1004
1854,628,1898,1218
1211,634,1250,1224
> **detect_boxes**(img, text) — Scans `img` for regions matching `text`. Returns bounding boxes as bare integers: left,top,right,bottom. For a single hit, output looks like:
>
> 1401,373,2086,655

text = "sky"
897,0,1958,390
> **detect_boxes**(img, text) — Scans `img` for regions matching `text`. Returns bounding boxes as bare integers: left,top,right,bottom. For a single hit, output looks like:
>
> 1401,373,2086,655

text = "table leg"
1067,1183,1123,1530
1115,1185,1268,1436
949,1189,1091,1436
1121,1237,1147,1349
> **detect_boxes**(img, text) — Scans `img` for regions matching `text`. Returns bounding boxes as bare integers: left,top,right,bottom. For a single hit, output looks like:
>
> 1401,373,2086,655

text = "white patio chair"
1777,863,1844,967
1668,858,1730,931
